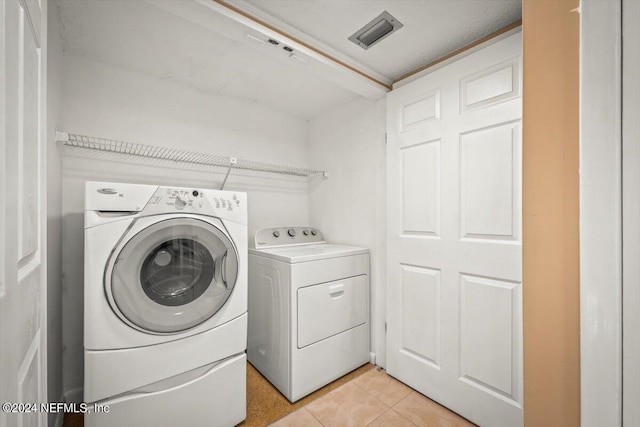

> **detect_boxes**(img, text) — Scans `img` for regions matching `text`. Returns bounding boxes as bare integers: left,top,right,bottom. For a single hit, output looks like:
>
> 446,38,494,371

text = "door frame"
621,0,640,425
579,0,624,425
41,1,50,424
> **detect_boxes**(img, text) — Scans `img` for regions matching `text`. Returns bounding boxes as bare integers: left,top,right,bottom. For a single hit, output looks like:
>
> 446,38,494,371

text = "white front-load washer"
84,181,247,427
247,227,370,402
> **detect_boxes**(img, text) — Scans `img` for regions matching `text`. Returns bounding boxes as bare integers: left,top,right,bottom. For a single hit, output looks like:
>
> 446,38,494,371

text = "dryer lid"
249,243,369,263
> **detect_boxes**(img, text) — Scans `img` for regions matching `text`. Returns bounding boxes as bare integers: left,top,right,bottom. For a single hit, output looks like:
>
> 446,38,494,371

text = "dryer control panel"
253,227,325,249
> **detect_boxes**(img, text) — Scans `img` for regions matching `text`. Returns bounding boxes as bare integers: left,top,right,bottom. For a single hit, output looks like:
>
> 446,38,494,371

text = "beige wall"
522,1,580,426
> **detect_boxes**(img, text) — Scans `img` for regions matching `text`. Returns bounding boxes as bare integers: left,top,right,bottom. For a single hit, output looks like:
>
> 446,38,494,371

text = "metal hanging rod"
55,131,328,181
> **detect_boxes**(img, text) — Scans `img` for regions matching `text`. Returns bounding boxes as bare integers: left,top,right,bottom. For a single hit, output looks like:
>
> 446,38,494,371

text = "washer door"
109,218,239,333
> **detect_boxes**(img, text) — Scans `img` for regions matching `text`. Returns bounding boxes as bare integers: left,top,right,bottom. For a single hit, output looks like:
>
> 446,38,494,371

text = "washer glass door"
109,218,238,333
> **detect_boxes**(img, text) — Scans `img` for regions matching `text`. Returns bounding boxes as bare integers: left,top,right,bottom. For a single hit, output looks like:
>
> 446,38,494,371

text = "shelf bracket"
220,157,237,190
55,130,69,142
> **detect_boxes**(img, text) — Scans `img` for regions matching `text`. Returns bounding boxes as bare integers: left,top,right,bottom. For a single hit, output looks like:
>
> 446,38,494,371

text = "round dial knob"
288,229,296,237
311,229,317,236
273,230,280,238
303,230,309,236
174,194,187,209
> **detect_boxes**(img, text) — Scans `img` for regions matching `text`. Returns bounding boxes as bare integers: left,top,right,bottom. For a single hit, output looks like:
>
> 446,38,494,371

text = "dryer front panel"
297,274,368,348
107,217,239,334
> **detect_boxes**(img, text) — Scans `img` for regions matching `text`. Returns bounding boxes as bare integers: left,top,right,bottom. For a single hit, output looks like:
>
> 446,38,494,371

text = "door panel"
460,59,520,112
400,265,440,366
18,2,41,263
401,141,440,236
0,1,47,426
459,274,521,400
387,32,522,427
460,122,520,240
401,91,440,130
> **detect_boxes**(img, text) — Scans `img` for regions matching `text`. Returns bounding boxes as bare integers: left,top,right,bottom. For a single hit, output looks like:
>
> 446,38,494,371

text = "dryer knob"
273,230,280,238
310,229,317,236
303,229,309,236
288,229,296,237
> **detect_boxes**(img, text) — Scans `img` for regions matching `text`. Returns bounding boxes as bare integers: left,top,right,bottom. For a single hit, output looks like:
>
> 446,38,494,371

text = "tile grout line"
352,376,378,398
392,391,477,427
363,408,393,427
304,371,389,427
352,370,414,408
303,381,361,427
254,364,377,427
392,390,418,407
300,407,325,427
391,405,420,427
391,390,420,421
271,367,473,427
351,379,395,412
346,373,395,426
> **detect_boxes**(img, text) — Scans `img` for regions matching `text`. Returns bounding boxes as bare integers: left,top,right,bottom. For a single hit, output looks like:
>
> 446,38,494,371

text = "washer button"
273,231,280,238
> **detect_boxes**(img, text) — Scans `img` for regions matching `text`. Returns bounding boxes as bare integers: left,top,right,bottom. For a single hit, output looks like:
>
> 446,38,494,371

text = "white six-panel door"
0,0,48,426
386,32,522,427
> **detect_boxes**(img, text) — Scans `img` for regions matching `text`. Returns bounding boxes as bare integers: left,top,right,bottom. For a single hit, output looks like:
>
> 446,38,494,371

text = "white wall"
59,52,312,397
308,98,387,366
46,3,64,425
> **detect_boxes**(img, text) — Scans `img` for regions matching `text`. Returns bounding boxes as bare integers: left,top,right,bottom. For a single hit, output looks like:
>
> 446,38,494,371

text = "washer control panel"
85,181,247,226
254,227,324,249
144,187,242,212
140,186,247,225
145,188,208,210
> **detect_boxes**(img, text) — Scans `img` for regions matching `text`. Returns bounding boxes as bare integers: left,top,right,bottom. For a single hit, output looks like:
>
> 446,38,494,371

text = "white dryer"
248,227,370,402
84,181,247,427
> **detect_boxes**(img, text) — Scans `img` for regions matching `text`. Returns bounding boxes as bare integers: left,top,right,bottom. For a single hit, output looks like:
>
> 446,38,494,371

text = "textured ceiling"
239,0,522,80
54,0,360,120
54,0,522,120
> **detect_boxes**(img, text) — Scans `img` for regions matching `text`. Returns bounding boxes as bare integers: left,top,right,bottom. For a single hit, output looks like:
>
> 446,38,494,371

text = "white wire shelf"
55,131,327,179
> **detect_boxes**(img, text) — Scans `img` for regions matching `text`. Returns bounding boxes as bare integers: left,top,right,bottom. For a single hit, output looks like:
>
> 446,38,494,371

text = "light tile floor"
269,368,476,427
63,364,475,427
239,363,374,426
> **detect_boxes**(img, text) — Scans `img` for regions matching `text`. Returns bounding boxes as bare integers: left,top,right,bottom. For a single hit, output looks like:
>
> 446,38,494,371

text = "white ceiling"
54,0,360,120
239,0,522,80
54,0,521,121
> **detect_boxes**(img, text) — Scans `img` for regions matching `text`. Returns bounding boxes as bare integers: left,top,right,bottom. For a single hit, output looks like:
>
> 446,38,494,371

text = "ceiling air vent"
348,11,403,50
